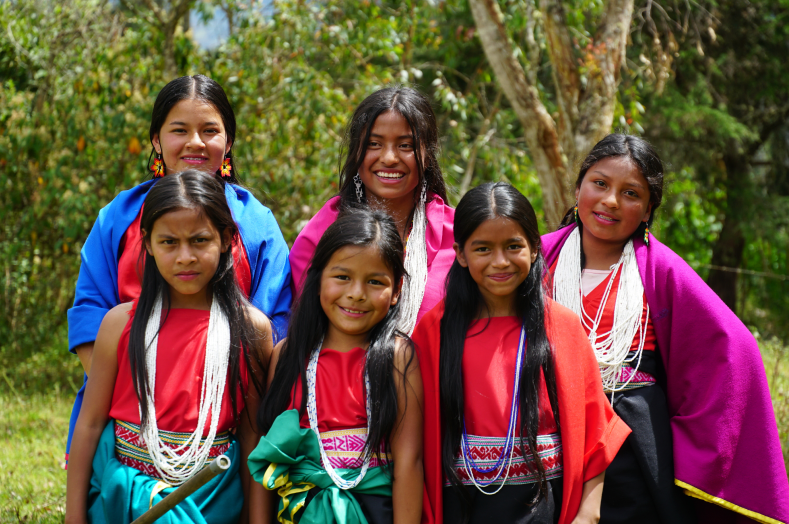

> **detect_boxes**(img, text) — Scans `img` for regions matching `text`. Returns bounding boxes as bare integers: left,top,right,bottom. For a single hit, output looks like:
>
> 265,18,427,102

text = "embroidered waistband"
319,427,391,469
114,420,232,480
449,433,563,487
609,365,656,392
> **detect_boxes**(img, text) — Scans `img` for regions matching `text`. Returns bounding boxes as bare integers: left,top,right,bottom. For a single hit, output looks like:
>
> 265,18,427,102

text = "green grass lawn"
0,337,786,523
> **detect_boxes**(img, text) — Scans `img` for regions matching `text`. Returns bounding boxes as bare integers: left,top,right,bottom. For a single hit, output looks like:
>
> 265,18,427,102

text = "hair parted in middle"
440,182,561,518
337,85,448,206
129,170,265,430
258,205,414,464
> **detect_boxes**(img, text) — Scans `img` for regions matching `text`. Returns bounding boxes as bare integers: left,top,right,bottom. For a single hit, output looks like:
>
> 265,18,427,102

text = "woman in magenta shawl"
289,86,455,335
544,134,788,524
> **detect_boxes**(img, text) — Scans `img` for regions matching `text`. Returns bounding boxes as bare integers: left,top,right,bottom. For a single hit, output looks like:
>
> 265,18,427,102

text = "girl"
412,182,630,524
249,208,424,524
66,74,292,464
289,86,455,335
544,134,789,524
65,171,271,524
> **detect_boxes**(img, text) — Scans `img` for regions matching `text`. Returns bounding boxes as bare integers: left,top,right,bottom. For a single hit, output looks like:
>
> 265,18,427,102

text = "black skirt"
599,351,697,524
443,478,563,524
303,487,393,524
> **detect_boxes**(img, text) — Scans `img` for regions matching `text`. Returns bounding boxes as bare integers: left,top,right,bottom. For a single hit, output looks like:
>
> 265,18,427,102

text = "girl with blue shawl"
66,75,292,464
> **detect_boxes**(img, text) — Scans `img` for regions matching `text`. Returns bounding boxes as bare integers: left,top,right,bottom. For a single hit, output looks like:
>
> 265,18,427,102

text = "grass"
0,333,786,523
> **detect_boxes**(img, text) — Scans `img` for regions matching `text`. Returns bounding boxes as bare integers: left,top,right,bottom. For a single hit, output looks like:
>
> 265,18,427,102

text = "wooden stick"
130,455,232,524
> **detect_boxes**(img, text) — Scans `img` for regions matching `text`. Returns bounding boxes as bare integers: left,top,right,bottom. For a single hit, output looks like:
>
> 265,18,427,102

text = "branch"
541,0,580,141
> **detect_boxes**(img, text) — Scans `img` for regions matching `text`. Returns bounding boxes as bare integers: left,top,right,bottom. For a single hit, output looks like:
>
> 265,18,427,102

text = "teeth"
341,307,364,314
376,172,404,179
595,213,615,222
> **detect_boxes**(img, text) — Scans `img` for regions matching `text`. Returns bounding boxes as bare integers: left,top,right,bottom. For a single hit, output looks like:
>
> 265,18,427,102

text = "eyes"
158,236,211,245
169,126,222,136
366,140,414,151
332,274,388,286
592,179,642,198
473,243,525,253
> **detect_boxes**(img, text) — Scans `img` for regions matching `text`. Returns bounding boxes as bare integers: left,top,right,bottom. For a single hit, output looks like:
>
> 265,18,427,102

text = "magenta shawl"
542,224,789,524
289,195,456,323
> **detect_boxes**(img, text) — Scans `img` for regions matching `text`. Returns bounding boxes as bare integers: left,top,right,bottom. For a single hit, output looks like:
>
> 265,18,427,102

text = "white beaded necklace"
140,293,230,485
553,228,649,395
306,338,373,490
398,182,429,336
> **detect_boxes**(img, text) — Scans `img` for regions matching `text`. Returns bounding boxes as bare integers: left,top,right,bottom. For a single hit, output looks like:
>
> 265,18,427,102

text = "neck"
477,292,517,319
367,192,416,240
168,287,213,310
322,325,370,353
580,229,628,270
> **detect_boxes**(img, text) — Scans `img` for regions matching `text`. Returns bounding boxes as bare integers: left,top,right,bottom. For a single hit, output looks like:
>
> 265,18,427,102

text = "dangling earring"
220,156,232,179
354,172,364,203
574,200,581,226
420,179,427,203
151,152,164,178
643,222,650,247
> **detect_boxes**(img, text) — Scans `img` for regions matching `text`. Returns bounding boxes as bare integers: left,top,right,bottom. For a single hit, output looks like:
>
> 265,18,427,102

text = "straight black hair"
148,75,240,184
337,86,448,206
259,207,413,463
129,170,265,429
440,182,560,519
561,133,664,238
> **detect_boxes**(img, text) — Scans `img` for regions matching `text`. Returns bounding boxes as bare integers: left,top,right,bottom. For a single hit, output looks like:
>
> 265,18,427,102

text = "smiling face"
144,207,230,309
455,217,537,317
358,110,421,210
319,244,398,350
151,98,231,176
575,156,653,247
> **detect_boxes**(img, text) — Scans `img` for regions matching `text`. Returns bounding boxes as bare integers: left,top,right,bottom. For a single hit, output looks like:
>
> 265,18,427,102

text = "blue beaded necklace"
460,322,526,494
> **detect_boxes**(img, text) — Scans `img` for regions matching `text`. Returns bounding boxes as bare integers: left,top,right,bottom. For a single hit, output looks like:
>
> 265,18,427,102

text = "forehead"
370,110,412,136
152,207,216,233
468,216,529,242
324,244,394,273
165,98,224,125
588,156,645,184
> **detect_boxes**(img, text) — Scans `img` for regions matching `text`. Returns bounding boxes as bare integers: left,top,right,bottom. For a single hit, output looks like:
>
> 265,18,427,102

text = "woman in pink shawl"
545,134,788,524
289,86,455,335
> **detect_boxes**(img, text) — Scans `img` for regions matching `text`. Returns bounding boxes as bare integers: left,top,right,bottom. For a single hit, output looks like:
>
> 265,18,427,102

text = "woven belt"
319,427,391,469
448,432,563,486
114,420,232,480
611,364,657,392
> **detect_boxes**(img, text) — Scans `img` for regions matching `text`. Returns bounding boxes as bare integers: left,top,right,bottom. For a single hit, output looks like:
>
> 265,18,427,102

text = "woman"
288,86,454,335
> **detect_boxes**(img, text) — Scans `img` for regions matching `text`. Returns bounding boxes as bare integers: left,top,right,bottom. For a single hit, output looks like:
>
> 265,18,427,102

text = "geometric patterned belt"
611,364,657,392
448,432,563,487
114,420,232,480
318,427,391,470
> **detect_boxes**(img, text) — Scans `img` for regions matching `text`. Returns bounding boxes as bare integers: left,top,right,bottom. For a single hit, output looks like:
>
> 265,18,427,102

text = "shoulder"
103,302,134,327
246,306,272,336
95,180,155,224
225,184,274,217
393,335,418,373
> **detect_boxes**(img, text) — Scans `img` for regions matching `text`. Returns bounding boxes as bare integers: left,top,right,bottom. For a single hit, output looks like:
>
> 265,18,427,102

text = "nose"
381,144,399,165
346,279,366,301
175,243,197,265
491,247,509,268
186,131,206,150
602,190,619,209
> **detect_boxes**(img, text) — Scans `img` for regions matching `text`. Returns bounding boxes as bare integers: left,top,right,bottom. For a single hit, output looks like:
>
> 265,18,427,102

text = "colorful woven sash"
319,427,391,470
614,363,657,392
449,433,563,486
114,420,231,480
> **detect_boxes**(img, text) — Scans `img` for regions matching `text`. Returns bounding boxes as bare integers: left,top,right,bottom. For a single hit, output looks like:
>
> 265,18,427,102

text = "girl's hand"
390,337,424,524
570,471,605,524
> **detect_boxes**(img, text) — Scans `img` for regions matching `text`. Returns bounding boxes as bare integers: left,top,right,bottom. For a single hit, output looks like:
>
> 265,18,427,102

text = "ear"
221,229,233,253
574,186,580,202
391,276,403,306
453,242,468,268
152,135,161,155
643,201,653,223
143,230,153,255
225,140,233,156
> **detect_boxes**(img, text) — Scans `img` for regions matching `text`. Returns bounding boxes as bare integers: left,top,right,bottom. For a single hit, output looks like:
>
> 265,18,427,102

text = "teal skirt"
87,421,242,524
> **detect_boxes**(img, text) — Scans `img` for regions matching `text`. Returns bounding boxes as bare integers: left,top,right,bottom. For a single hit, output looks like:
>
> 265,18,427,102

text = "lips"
592,211,619,224
176,271,199,281
339,305,368,318
181,156,208,165
374,170,406,183
487,272,515,282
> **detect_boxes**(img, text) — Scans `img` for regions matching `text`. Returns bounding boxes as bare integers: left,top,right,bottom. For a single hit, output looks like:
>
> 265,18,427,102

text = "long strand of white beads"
398,182,429,336
307,338,372,490
553,228,649,395
140,293,230,485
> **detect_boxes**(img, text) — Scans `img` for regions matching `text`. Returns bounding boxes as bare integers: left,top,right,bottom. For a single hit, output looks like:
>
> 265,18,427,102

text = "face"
575,156,653,244
358,110,421,207
151,98,231,176
320,245,399,342
455,217,537,311
144,207,231,308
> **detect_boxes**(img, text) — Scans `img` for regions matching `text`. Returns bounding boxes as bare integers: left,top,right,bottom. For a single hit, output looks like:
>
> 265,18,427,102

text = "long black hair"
337,86,448,206
148,75,240,184
440,182,560,518
129,170,264,429
562,134,665,240
259,207,413,462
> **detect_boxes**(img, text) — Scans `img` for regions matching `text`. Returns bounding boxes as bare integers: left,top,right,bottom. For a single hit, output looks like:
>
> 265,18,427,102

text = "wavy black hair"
440,182,560,519
337,86,448,207
129,170,265,429
561,134,664,240
148,75,240,183
259,207,413,462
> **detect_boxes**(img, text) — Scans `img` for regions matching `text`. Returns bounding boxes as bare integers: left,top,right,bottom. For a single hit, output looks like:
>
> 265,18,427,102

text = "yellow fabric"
148,480,172,509
675,479,785,524
263,463,315,524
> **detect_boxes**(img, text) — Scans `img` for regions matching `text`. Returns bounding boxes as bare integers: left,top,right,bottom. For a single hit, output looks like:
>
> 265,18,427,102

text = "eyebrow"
168,121,220,126
591,170,645,190
370,133,413,140
469,237,525,246
330,266,390,278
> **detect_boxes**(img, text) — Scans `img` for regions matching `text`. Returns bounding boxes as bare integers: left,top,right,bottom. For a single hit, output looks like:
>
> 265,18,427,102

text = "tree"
468,0,634,227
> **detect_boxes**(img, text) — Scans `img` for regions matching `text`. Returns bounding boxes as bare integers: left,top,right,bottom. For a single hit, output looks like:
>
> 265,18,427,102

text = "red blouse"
289,347,368,432
463,317,558,437
117,208,253,303
110,306,247,434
